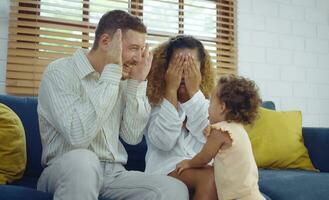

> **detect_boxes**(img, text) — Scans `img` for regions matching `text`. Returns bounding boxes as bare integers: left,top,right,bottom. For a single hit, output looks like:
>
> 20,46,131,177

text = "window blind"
6,0,236,95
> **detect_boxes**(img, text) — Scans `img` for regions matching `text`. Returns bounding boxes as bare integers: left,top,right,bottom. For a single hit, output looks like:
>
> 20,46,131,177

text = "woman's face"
169,48,201,102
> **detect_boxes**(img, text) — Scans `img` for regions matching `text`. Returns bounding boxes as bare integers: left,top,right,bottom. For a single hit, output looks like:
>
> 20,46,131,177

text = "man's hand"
184,54,201,98
176,159,192,175
106,29,122,66
130,44,153,81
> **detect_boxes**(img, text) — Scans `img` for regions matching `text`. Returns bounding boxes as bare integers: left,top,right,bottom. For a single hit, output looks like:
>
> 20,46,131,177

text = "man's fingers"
107,29,122,65
143,43,150,58
113,29,122,42
145,52,153,72
110,29,122,53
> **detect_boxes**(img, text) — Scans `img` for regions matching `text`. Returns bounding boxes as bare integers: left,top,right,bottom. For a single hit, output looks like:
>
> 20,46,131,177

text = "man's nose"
133,50,142,63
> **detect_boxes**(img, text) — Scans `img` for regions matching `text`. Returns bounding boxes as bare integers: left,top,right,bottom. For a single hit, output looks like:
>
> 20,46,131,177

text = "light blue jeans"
37,149,189,200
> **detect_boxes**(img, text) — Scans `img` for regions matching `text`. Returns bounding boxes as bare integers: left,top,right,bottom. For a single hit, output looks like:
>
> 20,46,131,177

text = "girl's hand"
176,159,191,175
203,124,212,137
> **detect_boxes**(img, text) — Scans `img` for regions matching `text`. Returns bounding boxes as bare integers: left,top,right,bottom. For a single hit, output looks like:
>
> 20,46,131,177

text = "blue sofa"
0,95,329,200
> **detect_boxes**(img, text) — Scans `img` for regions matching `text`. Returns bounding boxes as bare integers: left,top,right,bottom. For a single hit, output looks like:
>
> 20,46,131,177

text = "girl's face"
208,86,226,124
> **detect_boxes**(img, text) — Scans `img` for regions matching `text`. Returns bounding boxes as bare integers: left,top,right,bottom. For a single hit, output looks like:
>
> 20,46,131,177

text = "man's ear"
98,33,111,51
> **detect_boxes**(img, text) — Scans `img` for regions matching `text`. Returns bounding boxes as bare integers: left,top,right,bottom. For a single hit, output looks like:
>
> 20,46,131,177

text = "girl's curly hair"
217,75,262,125
147,35,215,105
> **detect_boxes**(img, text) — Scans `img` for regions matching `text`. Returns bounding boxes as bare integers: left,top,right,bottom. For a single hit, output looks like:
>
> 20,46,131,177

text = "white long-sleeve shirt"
38,49,151,166
145,91,209,175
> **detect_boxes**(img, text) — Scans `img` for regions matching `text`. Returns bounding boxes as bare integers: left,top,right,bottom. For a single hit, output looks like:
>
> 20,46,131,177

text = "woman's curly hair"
216,75,262,125
147,35,215,106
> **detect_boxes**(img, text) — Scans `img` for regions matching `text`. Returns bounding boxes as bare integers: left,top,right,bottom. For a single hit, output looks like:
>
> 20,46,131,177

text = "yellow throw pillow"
0,103,27,184
245,107,316,171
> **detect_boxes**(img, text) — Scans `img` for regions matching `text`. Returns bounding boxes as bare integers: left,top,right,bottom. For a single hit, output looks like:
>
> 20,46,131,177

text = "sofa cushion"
261,101,276,110
0,185,52,200
245,107,315,170
121,137,147,171
303,127,329,172
0,95,43,178
0,103,27,184
11,176,39,189
259,169,329,200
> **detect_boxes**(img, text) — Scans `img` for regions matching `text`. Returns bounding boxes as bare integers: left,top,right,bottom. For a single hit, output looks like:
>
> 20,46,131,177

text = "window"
7,0,236,95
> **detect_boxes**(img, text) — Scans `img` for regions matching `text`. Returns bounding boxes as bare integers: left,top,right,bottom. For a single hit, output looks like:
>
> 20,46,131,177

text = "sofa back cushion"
121,137,147,171
261,101,276,110
0,95,43,178
0,103,27,183
303,127,329,172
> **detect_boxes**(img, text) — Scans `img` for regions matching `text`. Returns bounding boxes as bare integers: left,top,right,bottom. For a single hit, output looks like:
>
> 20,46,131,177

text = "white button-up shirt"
38,49,151,166
145,91,209,175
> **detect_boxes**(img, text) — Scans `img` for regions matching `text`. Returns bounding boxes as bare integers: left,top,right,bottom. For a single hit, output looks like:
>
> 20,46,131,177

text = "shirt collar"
73,48,95,79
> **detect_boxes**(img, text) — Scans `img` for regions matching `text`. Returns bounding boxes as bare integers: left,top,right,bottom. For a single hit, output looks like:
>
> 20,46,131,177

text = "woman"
145,35,217,200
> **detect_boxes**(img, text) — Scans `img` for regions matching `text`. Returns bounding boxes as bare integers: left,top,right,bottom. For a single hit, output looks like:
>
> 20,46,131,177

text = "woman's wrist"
165,89,178,109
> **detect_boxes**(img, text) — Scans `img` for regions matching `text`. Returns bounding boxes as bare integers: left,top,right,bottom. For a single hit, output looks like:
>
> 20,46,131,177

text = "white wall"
0,0,9,94
238,0,329,127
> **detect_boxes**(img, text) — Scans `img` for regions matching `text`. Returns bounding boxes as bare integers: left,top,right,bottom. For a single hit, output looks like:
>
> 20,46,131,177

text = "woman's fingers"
188,54,197,75
177,53,185,70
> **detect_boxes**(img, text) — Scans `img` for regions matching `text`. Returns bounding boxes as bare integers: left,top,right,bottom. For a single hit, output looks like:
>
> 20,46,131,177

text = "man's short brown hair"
93,10,147,49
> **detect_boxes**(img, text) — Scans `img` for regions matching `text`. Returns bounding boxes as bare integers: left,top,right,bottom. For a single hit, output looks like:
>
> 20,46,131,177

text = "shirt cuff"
100,64,122,84
126,79,147,97
162,99,185,122
181,90,205,112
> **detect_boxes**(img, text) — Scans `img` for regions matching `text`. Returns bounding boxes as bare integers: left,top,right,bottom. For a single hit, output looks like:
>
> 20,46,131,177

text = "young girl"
176,75,265,200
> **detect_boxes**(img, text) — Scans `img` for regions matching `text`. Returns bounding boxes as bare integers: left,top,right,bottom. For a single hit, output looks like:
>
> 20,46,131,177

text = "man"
37,10,188,200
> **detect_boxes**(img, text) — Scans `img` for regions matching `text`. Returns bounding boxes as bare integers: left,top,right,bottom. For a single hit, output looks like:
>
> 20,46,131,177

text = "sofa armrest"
302,127,329,172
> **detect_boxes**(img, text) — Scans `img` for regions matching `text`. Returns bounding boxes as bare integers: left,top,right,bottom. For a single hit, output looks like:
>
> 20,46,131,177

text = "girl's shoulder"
211,121,242,131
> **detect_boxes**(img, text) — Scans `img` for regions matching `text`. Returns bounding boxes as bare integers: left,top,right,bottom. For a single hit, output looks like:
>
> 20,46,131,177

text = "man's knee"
61,149,101,177
38,149,102,195
158,176,189,200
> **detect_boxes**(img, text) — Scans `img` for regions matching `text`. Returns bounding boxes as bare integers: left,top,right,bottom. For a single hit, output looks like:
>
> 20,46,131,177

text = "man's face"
121,29,146,79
